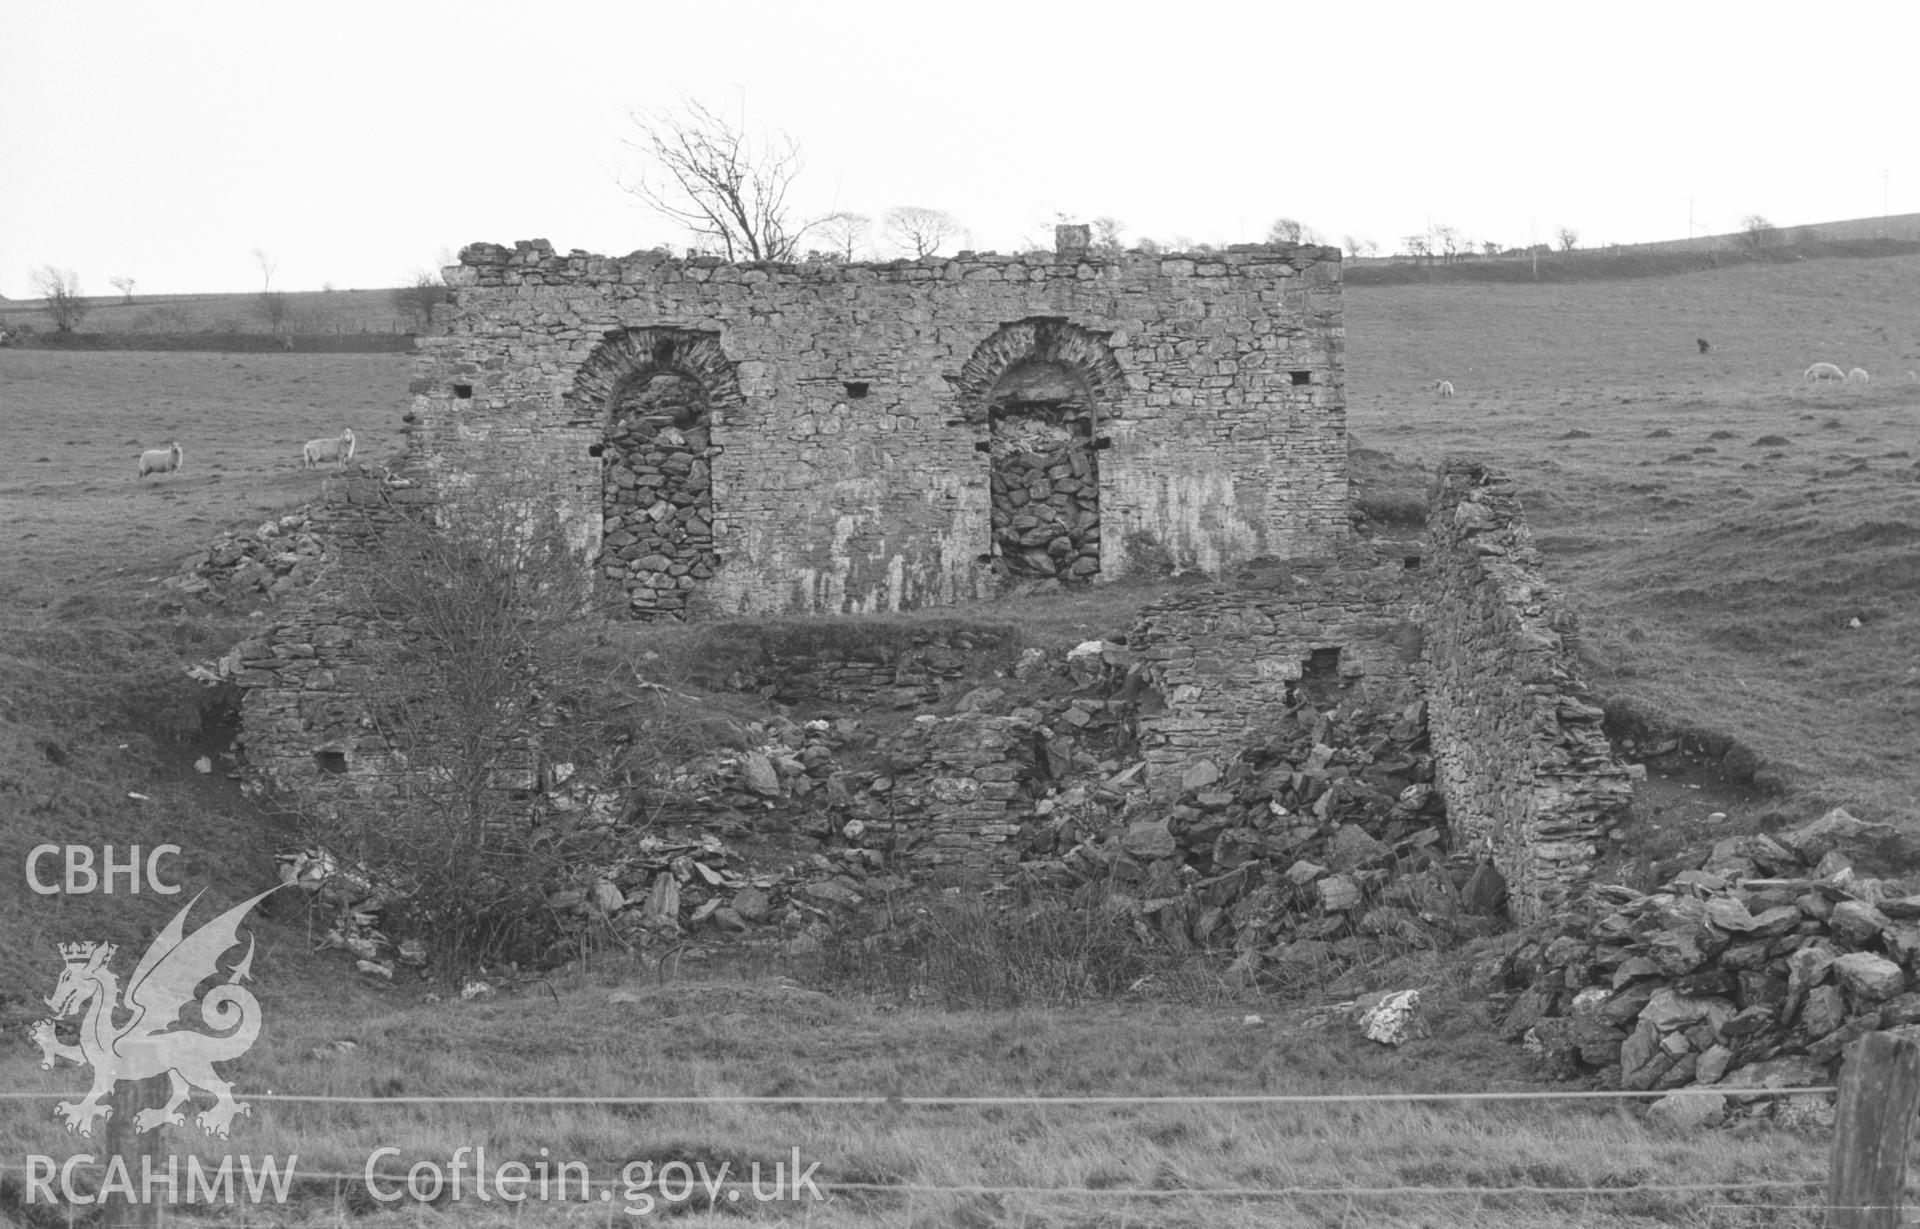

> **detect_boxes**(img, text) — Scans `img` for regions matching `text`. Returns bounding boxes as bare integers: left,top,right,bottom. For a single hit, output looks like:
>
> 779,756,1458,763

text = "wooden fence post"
101,1074,166,1227
1829,1030,1920,1228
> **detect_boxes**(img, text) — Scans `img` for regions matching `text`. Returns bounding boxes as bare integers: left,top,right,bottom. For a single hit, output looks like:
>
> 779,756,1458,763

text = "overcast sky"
3,0,1915,299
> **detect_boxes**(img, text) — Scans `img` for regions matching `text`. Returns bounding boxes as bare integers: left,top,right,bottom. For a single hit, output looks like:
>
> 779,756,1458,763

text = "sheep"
1847,367,1870,385
1804,362,1847,382
302,428,356,470
137,442,183,479
1431,380,1455,398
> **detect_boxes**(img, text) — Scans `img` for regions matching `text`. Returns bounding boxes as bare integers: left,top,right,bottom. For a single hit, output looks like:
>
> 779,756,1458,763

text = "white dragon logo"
29,886,283,1139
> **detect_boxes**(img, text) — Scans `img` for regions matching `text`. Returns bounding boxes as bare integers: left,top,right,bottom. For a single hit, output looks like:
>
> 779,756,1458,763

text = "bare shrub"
310,468,616,967
391,270,452,331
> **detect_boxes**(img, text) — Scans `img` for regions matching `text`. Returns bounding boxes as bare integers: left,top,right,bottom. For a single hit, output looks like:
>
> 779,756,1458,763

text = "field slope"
1347,253,1920,819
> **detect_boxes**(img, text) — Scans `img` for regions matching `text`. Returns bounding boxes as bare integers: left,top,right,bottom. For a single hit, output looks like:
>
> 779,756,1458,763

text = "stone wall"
231,467,433,798
1129,548,1427,801
409,230,1348,617
1421,461,1632,923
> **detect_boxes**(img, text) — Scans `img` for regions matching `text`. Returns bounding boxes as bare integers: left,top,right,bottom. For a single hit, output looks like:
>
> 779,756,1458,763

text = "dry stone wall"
410,231,1347,617
1422,461,1632,923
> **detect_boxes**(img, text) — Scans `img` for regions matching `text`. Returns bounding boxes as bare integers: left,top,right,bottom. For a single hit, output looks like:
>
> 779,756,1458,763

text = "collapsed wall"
221,466,554,801
1421,461,1632,923
228,458,1631,924
1128,548,1427,801
411,229,1348,617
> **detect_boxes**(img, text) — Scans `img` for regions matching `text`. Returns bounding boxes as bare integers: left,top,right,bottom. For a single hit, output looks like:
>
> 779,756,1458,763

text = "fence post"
101,1073,165,1227
1828,1030,1920,1228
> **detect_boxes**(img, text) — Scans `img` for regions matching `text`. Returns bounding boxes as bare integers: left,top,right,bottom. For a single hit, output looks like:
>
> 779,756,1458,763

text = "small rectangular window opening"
314,750,348,775
452,383,474,399
588,443,606,457
843,381,871,399
1289,370,1313,386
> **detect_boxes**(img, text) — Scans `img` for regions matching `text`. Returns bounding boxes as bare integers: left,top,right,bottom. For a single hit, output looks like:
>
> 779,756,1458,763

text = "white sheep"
1804,362,1847,382
1431,380,1455,398
302,428,357,470
1847,367,1870,385
137,442,183,479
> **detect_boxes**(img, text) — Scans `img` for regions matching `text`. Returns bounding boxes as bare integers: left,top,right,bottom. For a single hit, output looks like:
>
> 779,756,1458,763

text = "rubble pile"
1503,807,1913,1114
163,511,327,601
282,638,1494,986
1012,688,1494,985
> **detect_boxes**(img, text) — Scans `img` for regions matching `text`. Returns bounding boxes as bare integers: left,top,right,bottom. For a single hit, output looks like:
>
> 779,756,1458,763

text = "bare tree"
252,247,277,291
1739,213,1777,254
1091,216,1126,254
31,266,90,332
1554,226,1579,252
1403,234,1432,263
1433,223,1460,264
392,269,452,331
108,275,136,303
618,96,812,262
1362,238,1380,258
256,290,290,334
813,210,872,261
1481,240,1503,257
884,205,961,258
1267,217,1305,244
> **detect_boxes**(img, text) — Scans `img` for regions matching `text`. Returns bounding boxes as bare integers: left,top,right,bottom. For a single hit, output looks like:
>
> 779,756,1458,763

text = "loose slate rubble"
1497,808,1906,1120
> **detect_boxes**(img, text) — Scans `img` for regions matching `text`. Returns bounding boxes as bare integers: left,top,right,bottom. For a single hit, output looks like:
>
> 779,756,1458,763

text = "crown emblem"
58,941,114,965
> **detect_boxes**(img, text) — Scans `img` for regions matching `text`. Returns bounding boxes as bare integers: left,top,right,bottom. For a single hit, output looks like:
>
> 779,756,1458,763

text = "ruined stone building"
233,230,1630,925
407,226,1348,617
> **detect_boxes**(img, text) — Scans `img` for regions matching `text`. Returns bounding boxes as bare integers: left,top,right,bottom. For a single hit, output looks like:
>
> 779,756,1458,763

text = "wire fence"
1,1082,1860,1227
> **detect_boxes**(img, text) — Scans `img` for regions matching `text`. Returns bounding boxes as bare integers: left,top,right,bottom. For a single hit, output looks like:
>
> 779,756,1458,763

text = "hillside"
1345,253,1920,819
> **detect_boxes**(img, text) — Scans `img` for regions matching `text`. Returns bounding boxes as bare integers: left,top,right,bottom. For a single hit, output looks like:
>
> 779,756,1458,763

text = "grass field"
1346,254,1920,818
2,252,1917,1225
0,287,412,340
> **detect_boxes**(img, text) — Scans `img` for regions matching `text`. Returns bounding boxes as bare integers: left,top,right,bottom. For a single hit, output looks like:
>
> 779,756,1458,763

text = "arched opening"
602,371,714,617
988,361,1100,582
570,328,738,619
957,320,1126,586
